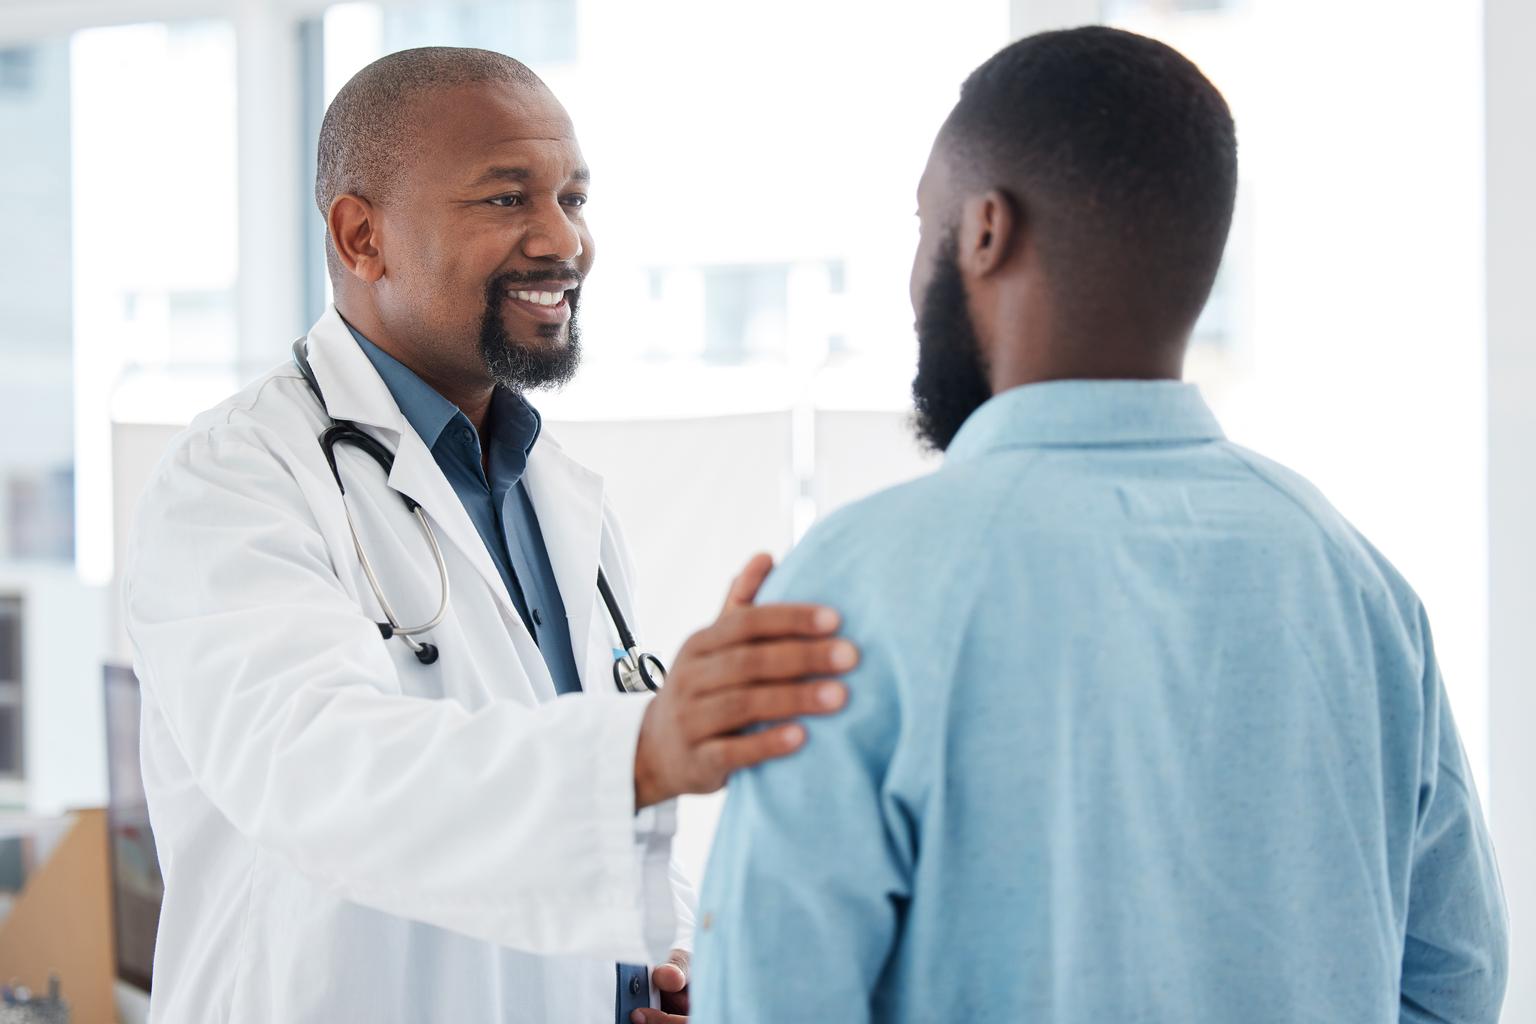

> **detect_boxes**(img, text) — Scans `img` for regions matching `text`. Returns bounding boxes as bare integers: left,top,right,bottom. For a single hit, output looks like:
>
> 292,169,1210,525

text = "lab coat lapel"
302,308,540,652
522,434,605,691
383,429,531,627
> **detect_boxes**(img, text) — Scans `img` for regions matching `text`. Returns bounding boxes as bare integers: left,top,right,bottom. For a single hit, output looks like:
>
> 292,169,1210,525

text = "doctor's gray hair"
314,46,545,279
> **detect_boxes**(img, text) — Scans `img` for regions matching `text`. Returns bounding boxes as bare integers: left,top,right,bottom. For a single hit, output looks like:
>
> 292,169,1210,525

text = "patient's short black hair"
942,26,1238,343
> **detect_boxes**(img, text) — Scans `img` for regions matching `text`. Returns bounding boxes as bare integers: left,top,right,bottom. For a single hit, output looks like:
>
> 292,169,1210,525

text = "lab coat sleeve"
125,428,674,963
600,500,698,955
667,855,698,954
1399,610,1508,1024
689,560,910,1023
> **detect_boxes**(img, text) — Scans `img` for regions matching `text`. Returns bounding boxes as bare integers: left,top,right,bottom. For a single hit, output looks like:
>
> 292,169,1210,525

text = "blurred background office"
0,0,1531,1020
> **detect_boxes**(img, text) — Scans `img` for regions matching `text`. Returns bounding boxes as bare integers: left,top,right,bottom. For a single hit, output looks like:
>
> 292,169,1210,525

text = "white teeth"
513,289,564,307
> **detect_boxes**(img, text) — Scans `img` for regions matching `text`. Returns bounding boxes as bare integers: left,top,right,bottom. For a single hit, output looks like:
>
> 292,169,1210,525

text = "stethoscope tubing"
292,338,663,688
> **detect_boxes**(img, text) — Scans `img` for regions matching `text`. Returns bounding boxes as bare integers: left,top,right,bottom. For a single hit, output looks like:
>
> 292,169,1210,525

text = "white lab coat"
123,306,693,1023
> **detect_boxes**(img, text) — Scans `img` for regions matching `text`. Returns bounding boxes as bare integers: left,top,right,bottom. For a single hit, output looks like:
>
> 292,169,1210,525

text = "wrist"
633,707,664,811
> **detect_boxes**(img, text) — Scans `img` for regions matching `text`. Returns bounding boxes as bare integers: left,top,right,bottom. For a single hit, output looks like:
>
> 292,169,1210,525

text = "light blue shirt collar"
946,379,1225,462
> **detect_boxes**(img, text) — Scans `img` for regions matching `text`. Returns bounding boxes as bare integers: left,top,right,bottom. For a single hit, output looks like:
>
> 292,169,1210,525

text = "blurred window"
71,21,240,372
306,0,1009,416
0,48,37,93
0,22,236,572
0,40,72,562
703,264,789,364
1105,0,1238,15
380,0,579,64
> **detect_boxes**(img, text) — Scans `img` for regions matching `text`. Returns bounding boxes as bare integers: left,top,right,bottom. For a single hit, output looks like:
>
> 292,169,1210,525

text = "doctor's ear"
957,188,1020,280
328,194,386,284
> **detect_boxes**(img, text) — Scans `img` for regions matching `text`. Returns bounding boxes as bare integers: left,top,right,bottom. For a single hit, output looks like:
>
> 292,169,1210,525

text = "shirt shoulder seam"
1215,444,1387,597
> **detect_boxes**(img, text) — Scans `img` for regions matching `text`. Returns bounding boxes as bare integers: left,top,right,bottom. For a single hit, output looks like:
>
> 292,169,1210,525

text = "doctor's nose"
522,202,584,263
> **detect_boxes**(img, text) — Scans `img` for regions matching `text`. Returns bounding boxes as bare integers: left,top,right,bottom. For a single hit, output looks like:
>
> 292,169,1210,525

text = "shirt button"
629,975,643,996
532,608,543,626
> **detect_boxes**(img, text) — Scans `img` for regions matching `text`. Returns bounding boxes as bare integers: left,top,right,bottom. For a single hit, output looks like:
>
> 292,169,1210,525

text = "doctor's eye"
487,194,524,208
561,194,588,209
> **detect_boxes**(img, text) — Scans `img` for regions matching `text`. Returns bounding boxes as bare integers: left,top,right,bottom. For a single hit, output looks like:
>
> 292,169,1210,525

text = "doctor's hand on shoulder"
633,553,856,810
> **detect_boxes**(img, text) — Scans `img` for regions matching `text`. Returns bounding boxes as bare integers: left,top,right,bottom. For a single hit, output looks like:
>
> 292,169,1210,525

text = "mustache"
489,266,584,289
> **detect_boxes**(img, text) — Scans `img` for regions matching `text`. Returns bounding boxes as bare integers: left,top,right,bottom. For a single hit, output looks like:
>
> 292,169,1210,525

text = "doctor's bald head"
315,46,594,395
314,47,546,280
910,27,1238,450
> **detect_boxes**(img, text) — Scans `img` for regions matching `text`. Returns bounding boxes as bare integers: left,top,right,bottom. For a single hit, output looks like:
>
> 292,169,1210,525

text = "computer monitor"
103,663,161,993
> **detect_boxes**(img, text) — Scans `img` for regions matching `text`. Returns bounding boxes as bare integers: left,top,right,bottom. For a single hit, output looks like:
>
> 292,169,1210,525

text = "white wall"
1226,0,1489,790
111,422,185,662
1486,0,1536,1018
0,564,109,814
1010,0,1098,35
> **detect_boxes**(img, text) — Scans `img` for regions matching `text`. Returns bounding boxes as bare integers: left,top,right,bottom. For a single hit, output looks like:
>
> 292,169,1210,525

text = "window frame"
0,595,24,782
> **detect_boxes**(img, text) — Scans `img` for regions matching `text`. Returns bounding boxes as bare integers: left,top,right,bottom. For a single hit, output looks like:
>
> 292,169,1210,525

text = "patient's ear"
957,188,1020,281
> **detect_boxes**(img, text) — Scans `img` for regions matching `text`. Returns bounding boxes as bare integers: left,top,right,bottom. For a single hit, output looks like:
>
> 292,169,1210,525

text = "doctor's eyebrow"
468,165,591,188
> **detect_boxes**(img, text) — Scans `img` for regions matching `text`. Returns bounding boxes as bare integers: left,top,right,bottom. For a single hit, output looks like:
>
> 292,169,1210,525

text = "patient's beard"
911,238,993,452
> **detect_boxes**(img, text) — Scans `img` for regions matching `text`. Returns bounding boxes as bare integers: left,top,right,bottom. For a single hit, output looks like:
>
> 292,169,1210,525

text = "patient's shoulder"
761,457,1010,608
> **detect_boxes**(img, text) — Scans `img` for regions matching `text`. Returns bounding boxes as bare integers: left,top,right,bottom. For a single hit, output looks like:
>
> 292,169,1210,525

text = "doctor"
123,46,854,1024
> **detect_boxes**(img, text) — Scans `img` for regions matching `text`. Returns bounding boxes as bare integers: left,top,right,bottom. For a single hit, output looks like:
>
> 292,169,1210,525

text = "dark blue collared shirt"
347,324,583,698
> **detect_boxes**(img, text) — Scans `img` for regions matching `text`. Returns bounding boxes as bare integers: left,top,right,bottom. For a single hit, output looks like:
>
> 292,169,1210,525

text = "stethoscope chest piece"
613,651,665,694
293,337,668,687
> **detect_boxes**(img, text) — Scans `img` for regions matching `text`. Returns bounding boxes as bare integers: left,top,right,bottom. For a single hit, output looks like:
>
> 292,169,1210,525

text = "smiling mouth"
503,286,576,324
512,288,567,307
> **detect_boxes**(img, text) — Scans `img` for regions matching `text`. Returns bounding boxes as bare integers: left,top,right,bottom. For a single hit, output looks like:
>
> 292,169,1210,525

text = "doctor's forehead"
314,47,570,212
412,83,586,183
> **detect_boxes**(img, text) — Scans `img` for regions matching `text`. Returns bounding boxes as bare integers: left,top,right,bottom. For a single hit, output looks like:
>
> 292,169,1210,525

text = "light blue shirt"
693,381,1507,1023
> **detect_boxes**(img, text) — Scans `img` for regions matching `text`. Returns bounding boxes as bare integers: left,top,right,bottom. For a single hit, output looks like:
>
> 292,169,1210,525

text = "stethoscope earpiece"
414,643,439,666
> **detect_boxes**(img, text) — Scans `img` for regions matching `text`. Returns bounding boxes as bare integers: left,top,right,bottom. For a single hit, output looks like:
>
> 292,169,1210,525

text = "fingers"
656,948,689,989
699,724,807,777
689,680,847,738
719,552,775,615
688,602,841,657
630,1010,685,1024
651,970,688,994
652,963,687,993
654,948,690,1014
689,637,859,694
636,584,854,807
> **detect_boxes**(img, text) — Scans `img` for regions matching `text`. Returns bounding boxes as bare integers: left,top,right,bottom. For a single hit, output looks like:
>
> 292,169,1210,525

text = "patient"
688,26,1506,1024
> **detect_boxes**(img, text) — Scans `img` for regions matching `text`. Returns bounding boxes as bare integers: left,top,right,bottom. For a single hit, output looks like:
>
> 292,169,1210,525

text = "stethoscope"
292,339,666,693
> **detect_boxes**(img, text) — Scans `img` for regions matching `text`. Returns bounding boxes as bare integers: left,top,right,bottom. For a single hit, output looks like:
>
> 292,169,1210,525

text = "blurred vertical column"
235,0,306,374
1486,0,1536,1017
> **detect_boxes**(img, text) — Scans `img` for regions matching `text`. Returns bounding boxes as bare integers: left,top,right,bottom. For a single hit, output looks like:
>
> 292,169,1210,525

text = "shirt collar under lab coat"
945,379,1226,463
342,318,543,465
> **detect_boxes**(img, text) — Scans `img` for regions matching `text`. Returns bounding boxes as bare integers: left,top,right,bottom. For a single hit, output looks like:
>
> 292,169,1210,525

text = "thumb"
719,553,774,616
653,949,690,991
